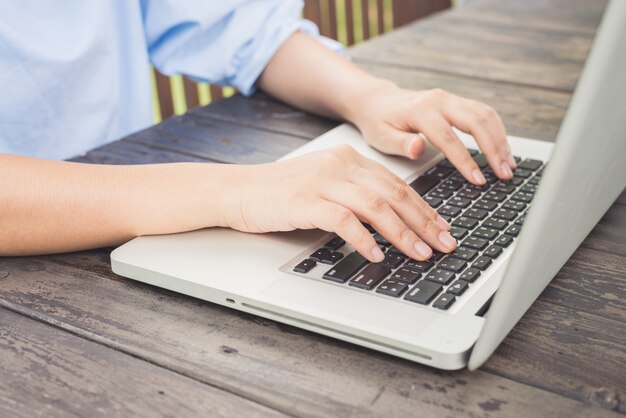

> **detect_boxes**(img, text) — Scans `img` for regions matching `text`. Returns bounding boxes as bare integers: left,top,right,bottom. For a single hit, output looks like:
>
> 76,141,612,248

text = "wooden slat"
209,84,223,102
360,0,370,39
303,0,323,27
183,77,200,109
376,0,385,34
154,71,175,120
345,0,355,45
328,0,338,39
0,255,621,416
0,308,286,418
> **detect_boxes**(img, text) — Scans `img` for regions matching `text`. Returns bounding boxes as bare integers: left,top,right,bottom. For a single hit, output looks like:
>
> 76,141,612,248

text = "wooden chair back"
153,0,451,121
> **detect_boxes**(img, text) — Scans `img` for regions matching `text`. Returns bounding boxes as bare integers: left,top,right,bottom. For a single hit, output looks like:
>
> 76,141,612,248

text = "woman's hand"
225,145,458,263
345,83,517,184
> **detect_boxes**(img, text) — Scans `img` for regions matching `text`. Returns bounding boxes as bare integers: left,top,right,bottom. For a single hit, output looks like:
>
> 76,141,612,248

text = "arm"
258,32,517,183
0,155,239,256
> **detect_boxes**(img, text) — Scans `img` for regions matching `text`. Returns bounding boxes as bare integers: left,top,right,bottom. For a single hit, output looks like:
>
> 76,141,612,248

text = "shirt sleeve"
141,0,344,96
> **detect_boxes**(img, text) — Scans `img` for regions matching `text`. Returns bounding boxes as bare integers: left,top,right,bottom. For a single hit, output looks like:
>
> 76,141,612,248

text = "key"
460,267,481,283
390,268,421,284
482,217,508,230
362,223,376,233
431,250,445,261
473,153,489,168
483,172,498,184
324,236,345,251
511,177,525,186
440,179,465,191
433,293,456,310
472,199,499,211
429,188,453,199
380,253,406,269
323,252,368,283
515,213,527,225
467,148,479,156
376,279,409,297
293,259,316,274
310,248,344,264
528,177,541,186
373,233,390,246
450,226,468,240
493,208,517,221
503,199,526,212
438,205,461,217
451,246,478,261
483,191,507,203
484,244,503,258
410,174,440,196
453,216,478,230
463,208,488,220
457,187,481,200
473,226,498,240
512,192,533,203
462,235,489,250
349,264,391,290
438,256,467,273
492,181,516,193
426,166,453,179
425,268,456,285
465,184,490,192
494,234,514,248
512,168,532,178
404,280,442,305
437,158,456,169
404,259,433,272
424,195,443,208
505,224,521,237
472,256,493,270
518,159,543,171
447,280,469,296
520,184,536,194
448,196,472,208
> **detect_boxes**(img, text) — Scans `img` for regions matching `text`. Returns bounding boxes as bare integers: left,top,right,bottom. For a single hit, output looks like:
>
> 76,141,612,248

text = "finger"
348,167,457,252
349,156,451,231
366,128,426,160
310,200,384,263
444,98,514,179
413,112,487,185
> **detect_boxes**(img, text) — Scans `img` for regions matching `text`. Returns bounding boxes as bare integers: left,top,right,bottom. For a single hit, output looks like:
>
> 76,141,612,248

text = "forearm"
0,155,240,256
258,32,396,123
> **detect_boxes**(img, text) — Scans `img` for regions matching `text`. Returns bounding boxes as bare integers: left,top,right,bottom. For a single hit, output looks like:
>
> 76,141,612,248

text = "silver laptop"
111,0,626,370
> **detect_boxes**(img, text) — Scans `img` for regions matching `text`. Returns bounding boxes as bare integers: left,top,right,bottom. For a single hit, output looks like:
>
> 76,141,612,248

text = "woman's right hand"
225,145,458,263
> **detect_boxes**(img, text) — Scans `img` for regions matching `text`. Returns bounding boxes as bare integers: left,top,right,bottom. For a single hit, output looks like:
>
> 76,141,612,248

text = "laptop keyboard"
289,150,545,311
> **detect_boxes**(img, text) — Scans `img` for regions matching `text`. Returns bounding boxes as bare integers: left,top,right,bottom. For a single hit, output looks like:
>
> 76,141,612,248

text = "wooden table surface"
1,0,624,416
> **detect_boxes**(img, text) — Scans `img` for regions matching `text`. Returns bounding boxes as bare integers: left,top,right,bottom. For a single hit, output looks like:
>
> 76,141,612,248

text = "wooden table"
1,0,624,416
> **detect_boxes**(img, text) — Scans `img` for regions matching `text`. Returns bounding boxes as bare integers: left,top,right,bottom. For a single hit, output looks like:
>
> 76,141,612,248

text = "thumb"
379,129,425,160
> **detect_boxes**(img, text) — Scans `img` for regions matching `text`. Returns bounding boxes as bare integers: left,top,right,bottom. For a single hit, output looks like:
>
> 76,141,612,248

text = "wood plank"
154,71,175,120
353,61,570,141
0,308,285,418
183,77,200,109
348,9,597,91
0,259,618,417
126,112,308,164
69,138,213,165
189,93,338,140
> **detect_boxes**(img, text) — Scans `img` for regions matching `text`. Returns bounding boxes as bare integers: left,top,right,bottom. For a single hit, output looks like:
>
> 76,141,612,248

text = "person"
0,0,516,262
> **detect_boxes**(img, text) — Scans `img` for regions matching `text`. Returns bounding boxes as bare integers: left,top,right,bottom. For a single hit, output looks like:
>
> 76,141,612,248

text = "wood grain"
0,307,285,418
0,259,619,417
348,7,599,91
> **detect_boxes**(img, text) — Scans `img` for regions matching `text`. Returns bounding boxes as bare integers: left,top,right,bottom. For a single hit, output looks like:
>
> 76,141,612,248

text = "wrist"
339,78,399,127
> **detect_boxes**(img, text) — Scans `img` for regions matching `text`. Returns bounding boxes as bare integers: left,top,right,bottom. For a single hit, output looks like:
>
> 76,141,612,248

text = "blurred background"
151,0,456,122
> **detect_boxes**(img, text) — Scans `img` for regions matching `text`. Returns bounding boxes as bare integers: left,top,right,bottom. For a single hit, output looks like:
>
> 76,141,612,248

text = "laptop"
111,0,626,370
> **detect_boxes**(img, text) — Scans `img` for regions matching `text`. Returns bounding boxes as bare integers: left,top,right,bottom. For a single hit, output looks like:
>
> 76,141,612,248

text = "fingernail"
507,153,517,168
406,138,418,159
501,162,513,178
439,231,457,251
414,241,432,259
371,245,385,262
436,215,451,230
472,169,486,185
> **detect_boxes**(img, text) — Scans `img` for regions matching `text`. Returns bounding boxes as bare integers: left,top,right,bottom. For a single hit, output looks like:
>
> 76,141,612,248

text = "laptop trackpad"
256,275,437,341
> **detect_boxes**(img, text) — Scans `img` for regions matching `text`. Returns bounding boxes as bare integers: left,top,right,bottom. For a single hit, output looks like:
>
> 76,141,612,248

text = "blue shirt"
0,0,340,160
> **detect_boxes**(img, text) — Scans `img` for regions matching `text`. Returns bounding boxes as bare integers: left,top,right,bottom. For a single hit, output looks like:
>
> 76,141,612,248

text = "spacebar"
409,174,440,196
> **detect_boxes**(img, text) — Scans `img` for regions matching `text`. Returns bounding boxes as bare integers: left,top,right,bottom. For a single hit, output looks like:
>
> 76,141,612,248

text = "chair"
152,0,451,121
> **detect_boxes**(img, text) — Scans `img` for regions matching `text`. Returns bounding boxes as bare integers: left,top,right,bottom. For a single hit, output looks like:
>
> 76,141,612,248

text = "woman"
0,0,516,262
